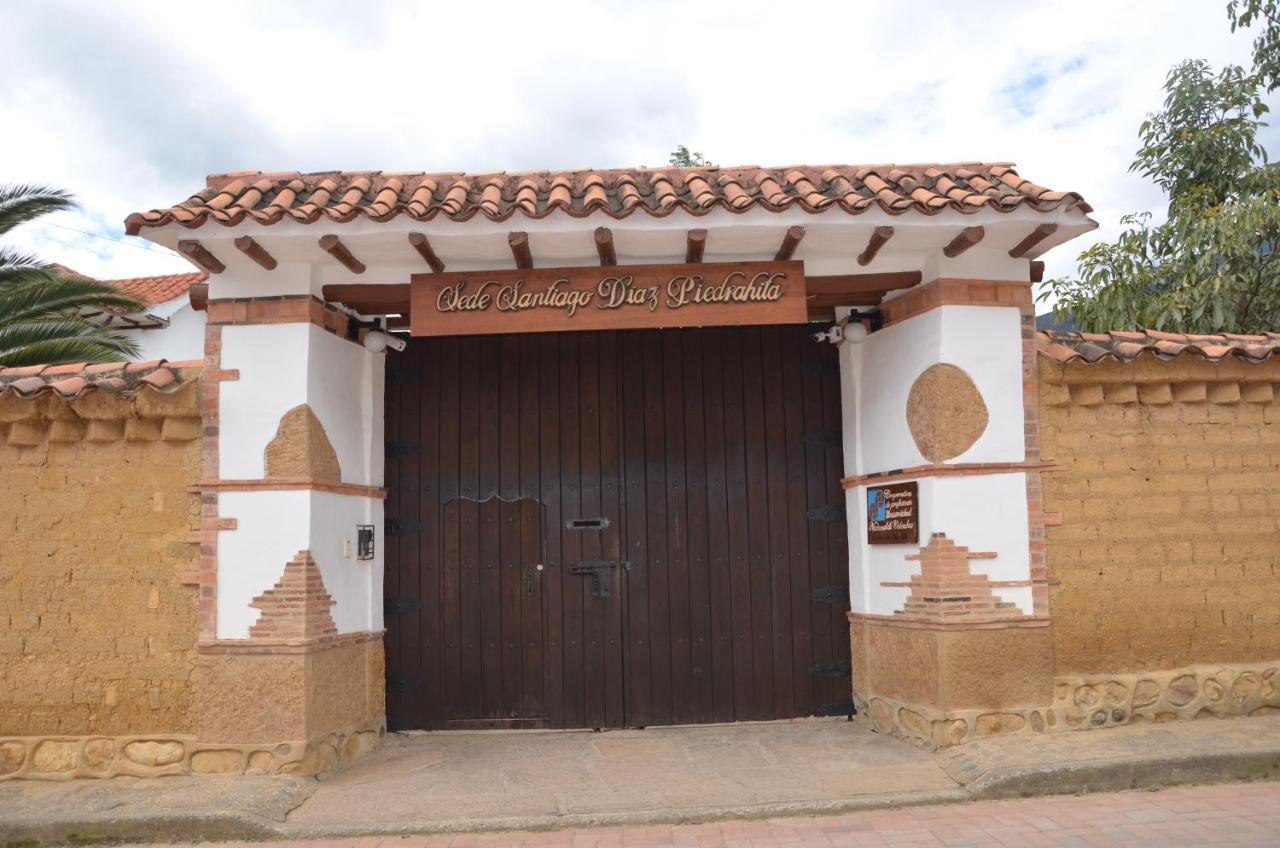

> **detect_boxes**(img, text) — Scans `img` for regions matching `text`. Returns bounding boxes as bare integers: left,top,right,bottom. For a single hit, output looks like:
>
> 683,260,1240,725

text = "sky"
1,0,1273,302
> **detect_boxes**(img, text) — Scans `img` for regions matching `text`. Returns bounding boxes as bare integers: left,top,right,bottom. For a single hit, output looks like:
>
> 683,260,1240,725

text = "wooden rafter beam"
189,282,209,312
857,226,894,266
176,239,225,274
686,228,707,263
775,225,805,261
318,235,366,274
233,235,276,270
807,271,922,296
1008,223,1059,258
807,292,884,308
408,232,445,273
322,283,409,315
942,226,985,258
1030,260,1046,284
594,226,617,267
509,231,533,269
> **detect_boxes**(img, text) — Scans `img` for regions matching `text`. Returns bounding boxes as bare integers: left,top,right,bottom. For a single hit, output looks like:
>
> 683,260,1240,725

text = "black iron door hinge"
807,503,847,523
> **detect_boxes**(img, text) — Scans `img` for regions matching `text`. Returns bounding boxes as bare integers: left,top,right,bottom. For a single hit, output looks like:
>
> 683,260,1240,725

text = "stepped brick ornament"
906,364,988,462
889,533,1025,623
248,550,337,641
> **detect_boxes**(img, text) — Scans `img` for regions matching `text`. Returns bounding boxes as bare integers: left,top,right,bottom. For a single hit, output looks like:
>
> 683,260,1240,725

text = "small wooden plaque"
410,260,806,336
866,481,919,545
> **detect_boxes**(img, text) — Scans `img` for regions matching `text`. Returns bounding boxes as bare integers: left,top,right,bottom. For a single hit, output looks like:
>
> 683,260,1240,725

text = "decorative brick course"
206,294,353,340
881,533,1034,625
881,278,1034,326
248,550,338,642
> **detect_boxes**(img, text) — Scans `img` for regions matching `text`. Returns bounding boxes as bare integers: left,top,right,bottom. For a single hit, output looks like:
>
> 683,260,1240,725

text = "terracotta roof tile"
98,271,208,307
124,162,1092,234
0,359,198,401
1038,330,1280,364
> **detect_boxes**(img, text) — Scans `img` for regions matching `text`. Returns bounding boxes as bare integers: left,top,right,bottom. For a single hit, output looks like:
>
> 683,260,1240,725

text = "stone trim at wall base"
857,660,1280,750
0,716,385,782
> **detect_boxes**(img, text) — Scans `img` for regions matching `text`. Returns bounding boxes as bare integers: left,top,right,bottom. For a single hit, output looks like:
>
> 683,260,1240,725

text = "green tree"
669,145,713,168
1042,11,1279,333
0,185,142,366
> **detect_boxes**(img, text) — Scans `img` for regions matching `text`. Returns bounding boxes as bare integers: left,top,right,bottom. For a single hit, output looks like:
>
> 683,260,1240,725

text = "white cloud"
0,0,1268,291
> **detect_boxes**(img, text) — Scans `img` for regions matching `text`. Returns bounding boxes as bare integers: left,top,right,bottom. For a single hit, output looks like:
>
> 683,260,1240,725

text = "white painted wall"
218,323,384,486
121,300,207,362
845,474,1032,617
838,304,1033,616
850,305,1025,477
214,314,386,639
216,489,384,639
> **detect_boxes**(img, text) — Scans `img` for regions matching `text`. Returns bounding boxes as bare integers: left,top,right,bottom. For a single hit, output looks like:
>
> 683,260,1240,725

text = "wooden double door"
383,325,851,730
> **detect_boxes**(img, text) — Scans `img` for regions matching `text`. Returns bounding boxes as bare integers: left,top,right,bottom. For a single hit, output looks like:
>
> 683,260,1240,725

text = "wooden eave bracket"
177,240,225,274
1009,223,1059,259
509,231,533,269
942,226,985,258
319,235,366,274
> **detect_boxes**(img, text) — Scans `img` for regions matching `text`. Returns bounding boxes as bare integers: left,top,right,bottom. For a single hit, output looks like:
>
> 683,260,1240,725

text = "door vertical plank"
399,346,425,724
439,339,463,721
578,331,606,728
740,327,775,719
761,326,795,719
719,328,755,720
598,331,626,728
559,333,586,728
538,334,564,727
780,327,816,717
680,329,714,723
641,330,673,726
477,341,503,716
819,340,852,711
414,341,442,727
660,330,693,723
800,332,838,712
458,337,484,718
700,328,736,723
383,347,404,727
620,330,652,727
498,336,523,717
518,334,544,719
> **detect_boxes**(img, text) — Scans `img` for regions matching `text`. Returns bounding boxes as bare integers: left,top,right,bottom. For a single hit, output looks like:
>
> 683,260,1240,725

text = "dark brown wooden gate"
384,325,851,730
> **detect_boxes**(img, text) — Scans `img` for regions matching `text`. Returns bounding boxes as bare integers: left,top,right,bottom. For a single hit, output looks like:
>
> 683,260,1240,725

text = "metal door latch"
568,560,631,597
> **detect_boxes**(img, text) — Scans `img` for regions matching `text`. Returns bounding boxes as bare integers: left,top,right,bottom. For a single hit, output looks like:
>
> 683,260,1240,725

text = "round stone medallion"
905,363,989,462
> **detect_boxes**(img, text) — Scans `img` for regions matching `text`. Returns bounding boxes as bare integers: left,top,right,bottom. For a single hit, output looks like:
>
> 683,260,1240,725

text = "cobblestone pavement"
135,781,1280,847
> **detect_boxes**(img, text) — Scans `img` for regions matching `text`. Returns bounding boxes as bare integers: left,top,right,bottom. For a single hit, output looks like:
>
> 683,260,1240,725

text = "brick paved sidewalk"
138,781,1280,847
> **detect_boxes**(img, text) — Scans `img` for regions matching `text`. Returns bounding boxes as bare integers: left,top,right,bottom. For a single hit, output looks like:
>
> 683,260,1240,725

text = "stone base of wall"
858,661,1280,749
0,716,385,781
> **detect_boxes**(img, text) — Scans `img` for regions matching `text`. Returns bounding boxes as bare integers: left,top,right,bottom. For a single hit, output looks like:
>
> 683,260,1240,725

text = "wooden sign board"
866,482,919,545
410,260,806,336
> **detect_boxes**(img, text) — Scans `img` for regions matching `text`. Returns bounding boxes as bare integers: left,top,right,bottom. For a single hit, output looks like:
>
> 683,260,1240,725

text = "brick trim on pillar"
192,322,240,639
881,278,1034,326
1021,309,1053,615
880,532,1042,625
247,549,338,641
206,295,355,341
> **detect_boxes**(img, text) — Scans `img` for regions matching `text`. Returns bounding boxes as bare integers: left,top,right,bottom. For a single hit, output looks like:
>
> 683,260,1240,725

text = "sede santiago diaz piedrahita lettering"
435,269,788,317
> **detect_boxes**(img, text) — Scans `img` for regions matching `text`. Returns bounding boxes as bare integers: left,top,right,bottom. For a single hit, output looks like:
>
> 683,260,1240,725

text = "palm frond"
0,317,141,366
0,277,143,322
0,184,76,236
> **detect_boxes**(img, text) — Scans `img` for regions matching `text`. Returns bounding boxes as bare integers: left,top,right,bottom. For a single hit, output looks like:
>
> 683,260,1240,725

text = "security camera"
811,325,843,344
385,334,407,352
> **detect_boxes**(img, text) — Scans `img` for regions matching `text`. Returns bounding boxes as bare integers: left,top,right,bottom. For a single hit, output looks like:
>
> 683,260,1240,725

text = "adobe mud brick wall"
0,382,201,737
1040,355,1280,675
